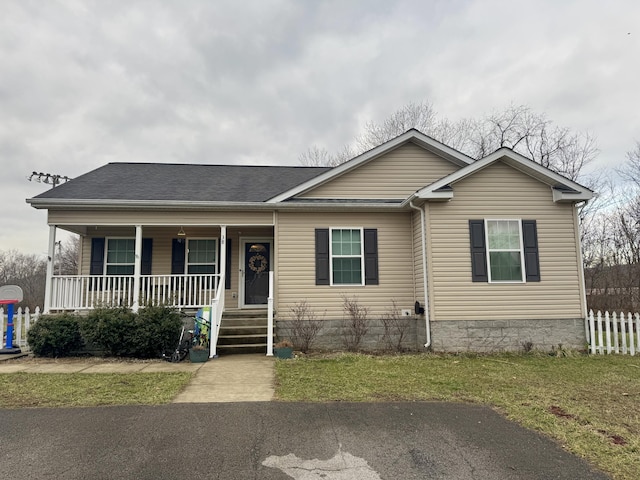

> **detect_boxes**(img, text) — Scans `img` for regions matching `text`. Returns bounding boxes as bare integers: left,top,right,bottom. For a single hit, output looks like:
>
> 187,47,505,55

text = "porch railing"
49,274,221,311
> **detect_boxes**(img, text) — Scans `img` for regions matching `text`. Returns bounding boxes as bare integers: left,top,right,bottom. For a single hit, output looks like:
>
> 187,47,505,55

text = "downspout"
409,199,431,348
576,200,590,342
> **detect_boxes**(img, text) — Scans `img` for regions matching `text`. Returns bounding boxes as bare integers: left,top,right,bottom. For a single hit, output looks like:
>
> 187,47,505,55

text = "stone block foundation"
429,318,588,353
276,317,588,353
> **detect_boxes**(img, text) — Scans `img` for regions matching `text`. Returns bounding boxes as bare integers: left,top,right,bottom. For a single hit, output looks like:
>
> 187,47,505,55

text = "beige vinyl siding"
276,211,417,319
427,160,583,321
298,143,459,199
411,210,425,304
79,226,273,309
49,209,273,226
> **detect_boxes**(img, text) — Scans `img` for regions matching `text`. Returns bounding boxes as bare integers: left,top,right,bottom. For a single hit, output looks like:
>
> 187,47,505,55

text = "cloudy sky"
1,0,638,255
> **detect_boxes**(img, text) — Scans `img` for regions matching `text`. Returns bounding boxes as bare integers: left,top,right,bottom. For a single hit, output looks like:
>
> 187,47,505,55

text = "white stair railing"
209,272,225,358
267,270,274,356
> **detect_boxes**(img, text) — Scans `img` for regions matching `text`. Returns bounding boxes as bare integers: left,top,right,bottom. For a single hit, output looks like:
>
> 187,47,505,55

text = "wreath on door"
248,254,267,274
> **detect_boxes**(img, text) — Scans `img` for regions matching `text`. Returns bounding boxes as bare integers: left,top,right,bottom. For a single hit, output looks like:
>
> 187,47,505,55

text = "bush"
132,305,182,358
80,305,182,358
27,313,84,357
80,306,137,356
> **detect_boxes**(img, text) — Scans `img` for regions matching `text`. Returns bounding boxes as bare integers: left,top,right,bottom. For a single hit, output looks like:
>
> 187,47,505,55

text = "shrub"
342,295,369,352
380,300,413,352
79,305,182,358
132,305,182,358
288,300,323,353
80,306,137,356
27,313,84,357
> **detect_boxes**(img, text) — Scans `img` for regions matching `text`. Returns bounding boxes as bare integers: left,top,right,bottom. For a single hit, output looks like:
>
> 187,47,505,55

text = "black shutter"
171,238,186,274
522,220,541,282
90,238,105,275
315,229,330,285
364,228,379,285
469,220,488,282
141,238,153,275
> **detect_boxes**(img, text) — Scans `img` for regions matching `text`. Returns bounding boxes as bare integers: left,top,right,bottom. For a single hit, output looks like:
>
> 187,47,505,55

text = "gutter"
409,198,431,348
25,198,407,211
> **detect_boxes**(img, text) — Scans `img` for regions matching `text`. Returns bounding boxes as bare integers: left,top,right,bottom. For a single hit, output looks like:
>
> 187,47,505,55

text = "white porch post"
219,225,226,292
43,225,57,314
132,225,142,312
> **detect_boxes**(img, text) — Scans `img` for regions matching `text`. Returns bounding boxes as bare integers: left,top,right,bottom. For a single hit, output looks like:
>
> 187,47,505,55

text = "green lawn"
275,353,640,480
0,372,192,408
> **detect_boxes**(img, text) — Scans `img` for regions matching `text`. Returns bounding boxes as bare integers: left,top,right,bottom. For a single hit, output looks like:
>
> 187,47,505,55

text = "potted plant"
274,339,294,359
189,327,210,363
189,344,209,363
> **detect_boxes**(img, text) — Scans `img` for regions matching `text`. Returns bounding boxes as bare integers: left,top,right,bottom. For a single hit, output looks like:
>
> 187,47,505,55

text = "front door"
242,240,271,307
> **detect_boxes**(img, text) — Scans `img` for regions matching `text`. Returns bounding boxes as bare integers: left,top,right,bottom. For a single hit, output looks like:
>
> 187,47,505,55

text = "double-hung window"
330,228,364,285
485,220,524,282
186,239,218,274
105,238,135,275
469,219,540,283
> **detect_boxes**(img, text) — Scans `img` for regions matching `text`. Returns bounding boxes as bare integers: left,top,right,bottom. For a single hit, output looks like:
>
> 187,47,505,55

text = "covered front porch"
43,220,276,357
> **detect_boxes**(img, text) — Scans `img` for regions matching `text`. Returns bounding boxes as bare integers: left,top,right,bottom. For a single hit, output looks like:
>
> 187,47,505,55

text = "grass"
275,353,640,480
0,372,192,408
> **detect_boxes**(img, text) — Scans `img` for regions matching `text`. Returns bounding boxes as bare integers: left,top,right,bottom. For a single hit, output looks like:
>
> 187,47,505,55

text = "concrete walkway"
174,354,275,403
0,353,275,403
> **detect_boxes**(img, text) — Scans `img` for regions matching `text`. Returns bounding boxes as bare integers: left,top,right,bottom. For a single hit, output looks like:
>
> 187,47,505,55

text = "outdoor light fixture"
177,226,186,236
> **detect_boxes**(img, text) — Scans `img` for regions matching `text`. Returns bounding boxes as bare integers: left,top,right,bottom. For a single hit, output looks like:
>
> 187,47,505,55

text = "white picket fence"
1,306,41,352
588,310,640,356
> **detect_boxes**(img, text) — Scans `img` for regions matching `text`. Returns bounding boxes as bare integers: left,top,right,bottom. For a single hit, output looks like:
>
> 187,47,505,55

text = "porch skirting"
275,317,586,353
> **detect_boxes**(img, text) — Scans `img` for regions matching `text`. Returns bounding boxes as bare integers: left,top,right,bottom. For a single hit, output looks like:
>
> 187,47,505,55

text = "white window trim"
185,237,219,275
485,219,526,283
104,237,135,276
329,227,365,286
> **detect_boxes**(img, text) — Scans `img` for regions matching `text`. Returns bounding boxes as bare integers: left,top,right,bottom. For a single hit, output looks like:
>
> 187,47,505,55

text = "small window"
330,228,364,285
187,239,218,274
106,238,135,275
486,220,524,282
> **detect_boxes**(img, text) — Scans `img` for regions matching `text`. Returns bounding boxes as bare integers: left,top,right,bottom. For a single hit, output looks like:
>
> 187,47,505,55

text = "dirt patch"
548,405,576,419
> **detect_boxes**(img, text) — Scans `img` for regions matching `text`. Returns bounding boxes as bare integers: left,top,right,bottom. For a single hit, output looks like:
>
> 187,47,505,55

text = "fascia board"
27,198,406,211
266,130,474,203
26,199,275,210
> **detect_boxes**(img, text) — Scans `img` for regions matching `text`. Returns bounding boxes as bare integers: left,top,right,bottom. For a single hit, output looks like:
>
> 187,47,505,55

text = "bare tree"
618,141,640,188
301,102,598,186
584,141,640,313
299,144,355,167
355,101,439,152
0,250,47,310
56,235,80,275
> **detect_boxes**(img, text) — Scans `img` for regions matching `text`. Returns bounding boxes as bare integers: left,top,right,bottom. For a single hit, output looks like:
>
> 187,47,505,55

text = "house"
27,129,593,354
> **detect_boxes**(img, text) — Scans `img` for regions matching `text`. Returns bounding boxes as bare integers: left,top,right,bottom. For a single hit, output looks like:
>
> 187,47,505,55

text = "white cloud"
1,0,638,253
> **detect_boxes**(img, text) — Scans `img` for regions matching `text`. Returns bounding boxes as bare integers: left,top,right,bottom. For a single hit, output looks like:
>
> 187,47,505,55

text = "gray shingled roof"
31,163,331,203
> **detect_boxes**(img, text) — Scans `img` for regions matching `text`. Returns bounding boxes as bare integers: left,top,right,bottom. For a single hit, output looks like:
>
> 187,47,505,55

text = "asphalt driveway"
0,402,608,479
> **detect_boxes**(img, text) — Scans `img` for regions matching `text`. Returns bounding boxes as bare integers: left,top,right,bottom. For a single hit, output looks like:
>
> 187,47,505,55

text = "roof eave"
27,198,408,211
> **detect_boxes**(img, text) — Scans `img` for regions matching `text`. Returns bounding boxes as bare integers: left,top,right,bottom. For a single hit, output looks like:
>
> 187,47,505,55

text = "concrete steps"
216,309,268,355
